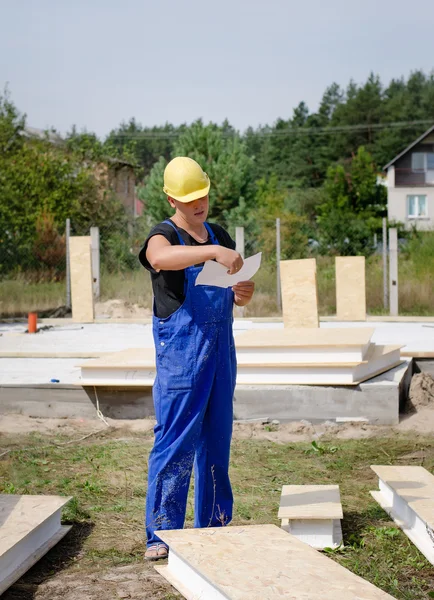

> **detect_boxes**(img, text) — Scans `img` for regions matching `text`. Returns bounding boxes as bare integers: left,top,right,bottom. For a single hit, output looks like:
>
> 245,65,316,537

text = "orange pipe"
28,312,37,334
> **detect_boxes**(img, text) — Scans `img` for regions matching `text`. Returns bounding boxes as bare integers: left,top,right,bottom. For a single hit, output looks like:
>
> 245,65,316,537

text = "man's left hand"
233,281,255,307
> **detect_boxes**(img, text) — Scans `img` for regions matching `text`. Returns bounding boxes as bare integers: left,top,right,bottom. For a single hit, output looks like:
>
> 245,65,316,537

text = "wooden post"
90,227,100,300
69,236,95,322
280,259,319,328
389,228,398,316
335,257,366,321
65,218,71,310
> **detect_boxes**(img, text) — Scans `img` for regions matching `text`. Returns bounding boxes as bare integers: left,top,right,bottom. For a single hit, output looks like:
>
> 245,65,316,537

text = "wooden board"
278,485,343,520
78,347,155,369
0,495,72,595
336,256,366,321
371,466,434,530
235,345,402,385
401,351,434,359
235,327,374,348
156,524,396,599
370,466,434,565
69,236,94,322
280,259,319,328
78,345,403,387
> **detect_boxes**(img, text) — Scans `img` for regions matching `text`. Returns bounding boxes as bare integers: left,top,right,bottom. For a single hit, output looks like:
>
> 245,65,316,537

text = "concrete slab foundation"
234,362,411,425
0,361,412,425
0,320,423,425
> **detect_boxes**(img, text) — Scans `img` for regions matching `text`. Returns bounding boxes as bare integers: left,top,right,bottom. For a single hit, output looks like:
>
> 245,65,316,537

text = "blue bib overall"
145,221,236,547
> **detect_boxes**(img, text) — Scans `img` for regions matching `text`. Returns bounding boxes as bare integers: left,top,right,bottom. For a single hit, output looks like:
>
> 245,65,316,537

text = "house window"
407,195,427,218
411,152,434,171
412,153,425,172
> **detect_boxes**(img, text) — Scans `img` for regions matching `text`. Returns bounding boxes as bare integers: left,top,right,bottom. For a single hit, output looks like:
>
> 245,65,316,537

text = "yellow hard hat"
163,157,210,203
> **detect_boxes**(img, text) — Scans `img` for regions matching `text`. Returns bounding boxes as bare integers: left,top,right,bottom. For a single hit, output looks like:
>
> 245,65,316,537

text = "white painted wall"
387,186,434,230
387,165,395,188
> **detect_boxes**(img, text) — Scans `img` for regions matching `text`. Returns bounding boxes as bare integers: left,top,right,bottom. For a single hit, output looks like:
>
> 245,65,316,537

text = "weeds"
1,432,434,597
1,243,434,316
304,440,339,455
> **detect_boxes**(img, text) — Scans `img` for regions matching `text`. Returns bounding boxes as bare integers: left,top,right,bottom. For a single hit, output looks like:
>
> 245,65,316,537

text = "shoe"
144,543,169,561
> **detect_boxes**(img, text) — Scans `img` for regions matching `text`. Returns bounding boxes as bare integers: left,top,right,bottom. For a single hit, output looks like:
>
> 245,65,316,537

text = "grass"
1,429,434,598
1,246,433,318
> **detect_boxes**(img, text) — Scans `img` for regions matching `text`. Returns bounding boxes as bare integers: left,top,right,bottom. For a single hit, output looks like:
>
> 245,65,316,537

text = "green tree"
316,147,387,256
0,137,95,273
0,87,25,154
106,119,181,178
252,175,309,261
0,91,133,275
137,120,255,228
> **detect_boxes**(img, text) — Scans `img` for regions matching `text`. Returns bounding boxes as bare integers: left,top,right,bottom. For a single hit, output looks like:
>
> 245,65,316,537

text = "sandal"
144,543,169,561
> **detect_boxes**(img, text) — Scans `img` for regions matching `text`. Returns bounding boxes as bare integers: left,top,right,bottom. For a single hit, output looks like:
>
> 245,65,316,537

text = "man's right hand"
214,247,244,275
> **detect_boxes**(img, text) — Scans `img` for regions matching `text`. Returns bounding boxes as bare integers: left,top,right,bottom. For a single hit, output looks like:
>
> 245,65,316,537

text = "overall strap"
164,220,219,246
163,220,185,246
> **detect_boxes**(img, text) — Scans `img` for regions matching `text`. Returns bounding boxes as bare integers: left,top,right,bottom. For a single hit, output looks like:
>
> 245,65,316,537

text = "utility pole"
382,218,388,311
389,227,398,316
276,218,282,313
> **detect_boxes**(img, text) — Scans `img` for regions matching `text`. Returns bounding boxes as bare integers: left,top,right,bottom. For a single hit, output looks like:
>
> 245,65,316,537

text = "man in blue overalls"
139,157,255,560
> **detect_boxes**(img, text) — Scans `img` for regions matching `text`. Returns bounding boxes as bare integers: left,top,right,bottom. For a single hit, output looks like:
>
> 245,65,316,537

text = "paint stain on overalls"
145,220,236,546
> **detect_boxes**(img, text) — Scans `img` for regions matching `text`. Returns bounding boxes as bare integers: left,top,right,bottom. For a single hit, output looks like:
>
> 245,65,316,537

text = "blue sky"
1,0,433,137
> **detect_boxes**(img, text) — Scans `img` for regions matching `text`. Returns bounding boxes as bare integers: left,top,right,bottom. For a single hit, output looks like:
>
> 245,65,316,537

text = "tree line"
1,70,434,277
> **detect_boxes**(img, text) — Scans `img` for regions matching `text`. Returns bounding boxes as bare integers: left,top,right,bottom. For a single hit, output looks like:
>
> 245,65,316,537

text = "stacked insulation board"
78,328,402,387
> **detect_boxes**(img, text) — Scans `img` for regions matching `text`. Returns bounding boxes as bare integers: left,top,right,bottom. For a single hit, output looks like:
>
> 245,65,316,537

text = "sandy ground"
2,372,434,600
1,372,433,443
3,405,434,600
5,564,176,600
95,300,152,320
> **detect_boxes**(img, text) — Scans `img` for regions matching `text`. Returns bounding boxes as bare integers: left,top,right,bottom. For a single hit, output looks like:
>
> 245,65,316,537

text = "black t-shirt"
139,220,236,318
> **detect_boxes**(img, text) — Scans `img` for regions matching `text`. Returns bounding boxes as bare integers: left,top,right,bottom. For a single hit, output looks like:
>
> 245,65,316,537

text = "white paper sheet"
195,252,262,288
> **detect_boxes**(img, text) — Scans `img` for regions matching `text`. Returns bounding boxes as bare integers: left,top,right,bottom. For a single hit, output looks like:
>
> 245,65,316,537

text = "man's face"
169,195,209,224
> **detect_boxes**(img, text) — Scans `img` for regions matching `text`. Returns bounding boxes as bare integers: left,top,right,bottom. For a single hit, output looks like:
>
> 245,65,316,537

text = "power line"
108,120,434,140
28,119,434,142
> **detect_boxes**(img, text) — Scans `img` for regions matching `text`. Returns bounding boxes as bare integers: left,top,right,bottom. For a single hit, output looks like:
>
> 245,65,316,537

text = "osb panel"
0,495,71,555
371,466,434,529
79,348,155,369
235,328,374,348
278,485,343,520
336,257,366,321
280,259,319,328
69,236,94,323
158,525,395,599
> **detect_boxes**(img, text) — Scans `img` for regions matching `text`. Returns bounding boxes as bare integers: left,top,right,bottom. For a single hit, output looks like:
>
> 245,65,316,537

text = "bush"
102,233,140,273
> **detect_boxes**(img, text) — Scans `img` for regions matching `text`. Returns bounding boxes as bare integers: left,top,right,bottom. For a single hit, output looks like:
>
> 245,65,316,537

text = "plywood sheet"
235,327,374,348
79,348,155,369
278,485,343,520
0,495,71,555
336,257,366,321
371,466,434,529
157,524,395,599
77,344,402,387
280,259,319,328
69,236,94,323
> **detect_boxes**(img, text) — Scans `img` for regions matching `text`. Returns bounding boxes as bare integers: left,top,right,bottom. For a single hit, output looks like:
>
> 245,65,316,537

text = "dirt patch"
407,372,434,412
95,300,152,320
3,406,434,443
6,564,177,600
